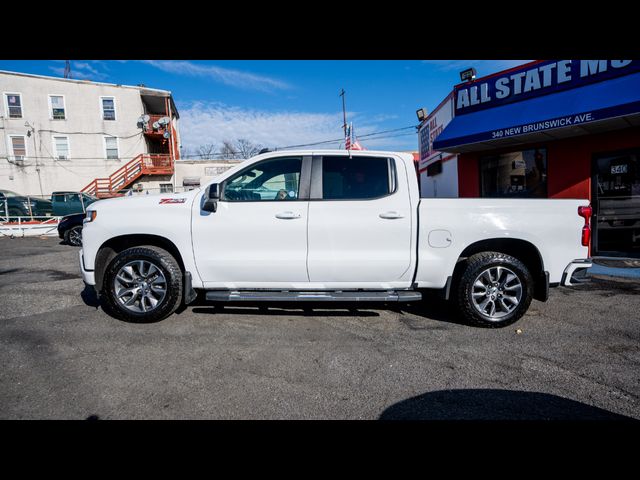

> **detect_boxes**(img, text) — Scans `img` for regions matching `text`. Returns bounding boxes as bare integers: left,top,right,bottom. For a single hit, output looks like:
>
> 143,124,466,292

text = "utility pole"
64,60,71,79
339,88,347,138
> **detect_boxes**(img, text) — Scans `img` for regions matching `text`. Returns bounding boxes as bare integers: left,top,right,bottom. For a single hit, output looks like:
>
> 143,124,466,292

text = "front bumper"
78,249,95,285
561,259,592,286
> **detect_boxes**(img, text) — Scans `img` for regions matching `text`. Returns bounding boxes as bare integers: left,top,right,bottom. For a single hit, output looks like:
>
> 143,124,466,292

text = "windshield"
0,190,19,197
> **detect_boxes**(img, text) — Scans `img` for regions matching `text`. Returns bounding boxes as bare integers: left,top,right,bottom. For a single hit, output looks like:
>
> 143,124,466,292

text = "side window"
49,95,66,120
322,156,395,200
104,136,119,159
53,136,69,160
222,157,302,202
101,97,116,120
9,135,27,161
5,93,23,118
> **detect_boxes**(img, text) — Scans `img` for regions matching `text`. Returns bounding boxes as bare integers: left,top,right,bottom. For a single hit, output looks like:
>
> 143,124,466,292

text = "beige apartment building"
0,70,181,197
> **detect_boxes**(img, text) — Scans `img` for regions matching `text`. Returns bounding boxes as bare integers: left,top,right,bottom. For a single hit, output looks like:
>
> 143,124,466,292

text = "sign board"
455,60,640,115
418,93,454,169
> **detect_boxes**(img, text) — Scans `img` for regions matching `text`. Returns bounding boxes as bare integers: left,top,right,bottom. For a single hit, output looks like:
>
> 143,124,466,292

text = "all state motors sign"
454,60,640,115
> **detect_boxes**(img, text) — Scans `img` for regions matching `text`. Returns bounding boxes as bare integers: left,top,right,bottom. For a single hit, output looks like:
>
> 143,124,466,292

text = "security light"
460,68,477,82
416,108,428,122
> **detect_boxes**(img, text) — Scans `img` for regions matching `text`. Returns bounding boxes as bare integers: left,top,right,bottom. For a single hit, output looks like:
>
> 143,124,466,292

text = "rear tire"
453,251,533,328
103,246,183,323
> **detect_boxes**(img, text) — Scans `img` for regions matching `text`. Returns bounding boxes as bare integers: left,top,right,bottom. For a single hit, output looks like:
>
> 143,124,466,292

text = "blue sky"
0,60,530,154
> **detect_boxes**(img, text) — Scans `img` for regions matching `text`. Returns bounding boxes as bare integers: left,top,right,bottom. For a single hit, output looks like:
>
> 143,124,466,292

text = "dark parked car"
58,212,85,246
0,189,53,218
51,191,98,217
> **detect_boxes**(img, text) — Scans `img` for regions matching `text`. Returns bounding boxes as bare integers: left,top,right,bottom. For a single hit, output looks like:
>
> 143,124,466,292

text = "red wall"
457,126,640,200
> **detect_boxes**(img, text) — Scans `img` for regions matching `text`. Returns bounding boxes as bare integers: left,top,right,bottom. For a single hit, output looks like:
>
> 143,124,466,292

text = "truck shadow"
188,290,464,323
191,303,381,318
379,388,637,421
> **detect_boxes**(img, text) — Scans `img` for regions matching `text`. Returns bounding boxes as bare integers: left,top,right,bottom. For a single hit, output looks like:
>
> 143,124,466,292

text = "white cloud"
48,66,96,80
74,62,104,77
142,60,290,92
48,60,109,81
177,101,414,153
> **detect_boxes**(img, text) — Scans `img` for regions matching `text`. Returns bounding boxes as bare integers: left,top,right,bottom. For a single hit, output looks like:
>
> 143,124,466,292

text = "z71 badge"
159,198,186,204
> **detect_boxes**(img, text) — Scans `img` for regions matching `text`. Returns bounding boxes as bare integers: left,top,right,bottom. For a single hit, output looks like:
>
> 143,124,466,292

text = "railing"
0,216,61,238
81,154,174,198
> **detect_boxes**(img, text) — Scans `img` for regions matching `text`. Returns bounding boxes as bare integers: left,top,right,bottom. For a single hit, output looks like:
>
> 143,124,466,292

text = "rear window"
322,156,395,200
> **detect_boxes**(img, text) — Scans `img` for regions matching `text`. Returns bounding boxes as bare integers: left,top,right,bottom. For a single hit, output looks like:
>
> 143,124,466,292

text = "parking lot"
0,236,639,420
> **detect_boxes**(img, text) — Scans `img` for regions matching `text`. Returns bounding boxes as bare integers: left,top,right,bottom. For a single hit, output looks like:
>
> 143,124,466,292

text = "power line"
38,129,144,139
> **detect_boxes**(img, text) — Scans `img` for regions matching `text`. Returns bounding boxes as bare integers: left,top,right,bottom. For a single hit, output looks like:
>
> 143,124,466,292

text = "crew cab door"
191,155,311,288
306,154,414,287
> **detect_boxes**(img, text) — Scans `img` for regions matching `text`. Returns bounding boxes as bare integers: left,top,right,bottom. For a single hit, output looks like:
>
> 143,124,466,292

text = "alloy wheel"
113,260,167,313
471,266,523,320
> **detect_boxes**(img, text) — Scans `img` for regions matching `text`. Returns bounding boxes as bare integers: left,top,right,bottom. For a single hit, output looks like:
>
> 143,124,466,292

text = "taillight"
578,205,592,220
578,204,592,247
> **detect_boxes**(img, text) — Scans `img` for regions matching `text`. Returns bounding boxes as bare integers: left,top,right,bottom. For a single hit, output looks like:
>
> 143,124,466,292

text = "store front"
433,60,640,257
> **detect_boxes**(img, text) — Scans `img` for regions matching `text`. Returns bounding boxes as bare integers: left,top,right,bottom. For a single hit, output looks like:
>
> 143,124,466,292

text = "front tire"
103,246,183,322
454,251,533,328
64,225,83,246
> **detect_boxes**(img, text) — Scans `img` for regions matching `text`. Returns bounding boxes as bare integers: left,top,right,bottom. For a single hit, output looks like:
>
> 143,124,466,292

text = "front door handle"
379,211,404,219
275,211,301,220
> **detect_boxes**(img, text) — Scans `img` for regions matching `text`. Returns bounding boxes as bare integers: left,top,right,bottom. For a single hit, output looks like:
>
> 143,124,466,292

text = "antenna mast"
339,88,347,138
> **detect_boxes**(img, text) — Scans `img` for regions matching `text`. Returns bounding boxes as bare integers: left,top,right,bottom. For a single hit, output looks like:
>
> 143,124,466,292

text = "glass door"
592,149,640,257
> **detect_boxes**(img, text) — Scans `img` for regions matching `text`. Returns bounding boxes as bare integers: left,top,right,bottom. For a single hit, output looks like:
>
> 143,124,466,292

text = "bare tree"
179,146,191,160
234,138,263,159
196,143,218,160
220,140,239,159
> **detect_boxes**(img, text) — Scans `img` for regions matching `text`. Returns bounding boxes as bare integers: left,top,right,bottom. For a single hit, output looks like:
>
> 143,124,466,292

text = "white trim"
99,95,117,121
7,134,28,162
52,135,70,161
3,92,23,119
103,135,120,160
0,69,173,95
47,94,66,120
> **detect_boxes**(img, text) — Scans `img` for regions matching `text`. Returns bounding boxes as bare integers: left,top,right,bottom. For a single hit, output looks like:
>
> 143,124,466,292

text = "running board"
205,290,422,302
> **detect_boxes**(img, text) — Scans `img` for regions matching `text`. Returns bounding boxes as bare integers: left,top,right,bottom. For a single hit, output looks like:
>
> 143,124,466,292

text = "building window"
101,97,116,120
53,136,69,160
8,135,27,161
160,183,174,193
480,148,547,198
104,136,119,159
49,95,66,120
4,93,22,118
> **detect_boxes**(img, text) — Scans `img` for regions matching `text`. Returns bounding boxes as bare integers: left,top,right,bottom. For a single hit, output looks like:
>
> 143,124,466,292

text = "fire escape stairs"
81,153,174,198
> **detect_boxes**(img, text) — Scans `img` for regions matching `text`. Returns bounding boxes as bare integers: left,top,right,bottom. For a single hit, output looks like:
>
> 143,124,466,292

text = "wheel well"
454,238,547,301
94,234,185,292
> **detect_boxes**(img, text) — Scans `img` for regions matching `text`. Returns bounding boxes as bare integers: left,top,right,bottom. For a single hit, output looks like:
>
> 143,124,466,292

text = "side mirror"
202,184,220,213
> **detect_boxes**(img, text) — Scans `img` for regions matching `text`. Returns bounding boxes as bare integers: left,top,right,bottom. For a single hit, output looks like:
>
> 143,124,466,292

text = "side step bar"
205,290,422,303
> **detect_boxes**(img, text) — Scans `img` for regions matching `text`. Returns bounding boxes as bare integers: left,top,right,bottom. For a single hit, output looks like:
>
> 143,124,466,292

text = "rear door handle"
379,211,404,219
275,211,301,220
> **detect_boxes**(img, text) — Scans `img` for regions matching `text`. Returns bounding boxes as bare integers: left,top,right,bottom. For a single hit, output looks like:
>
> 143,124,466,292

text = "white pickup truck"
79,150,593,327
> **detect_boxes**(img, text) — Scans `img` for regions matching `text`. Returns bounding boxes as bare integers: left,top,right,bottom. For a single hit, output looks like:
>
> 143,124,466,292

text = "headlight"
84,210,97,223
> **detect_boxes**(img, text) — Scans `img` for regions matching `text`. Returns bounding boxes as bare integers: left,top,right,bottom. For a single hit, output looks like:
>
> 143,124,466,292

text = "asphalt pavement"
0,236,638,420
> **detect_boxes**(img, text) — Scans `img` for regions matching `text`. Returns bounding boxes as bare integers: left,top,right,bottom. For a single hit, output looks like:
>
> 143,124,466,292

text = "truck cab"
51,191,97,217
